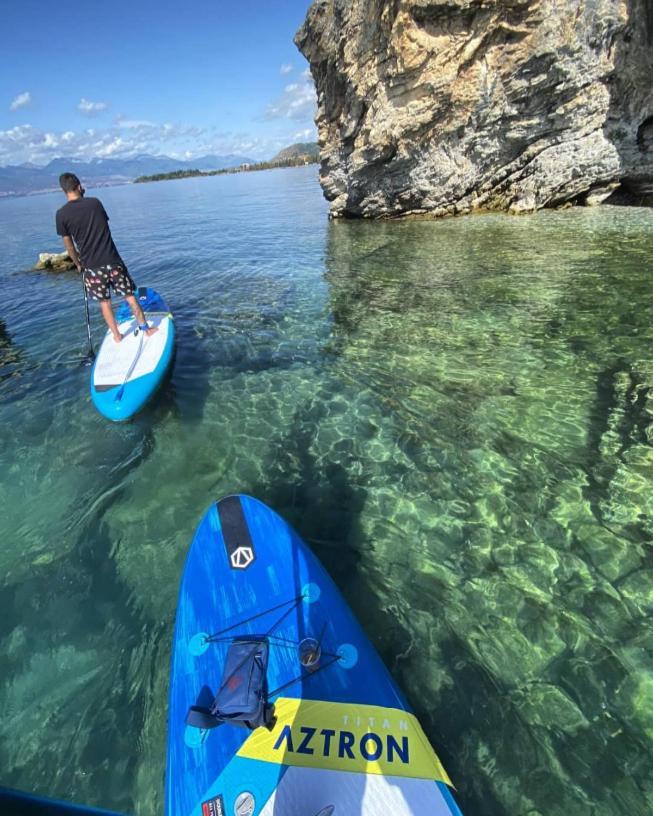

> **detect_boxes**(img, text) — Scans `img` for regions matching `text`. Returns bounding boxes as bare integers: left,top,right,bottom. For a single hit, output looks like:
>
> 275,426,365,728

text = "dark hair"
59,172,81,193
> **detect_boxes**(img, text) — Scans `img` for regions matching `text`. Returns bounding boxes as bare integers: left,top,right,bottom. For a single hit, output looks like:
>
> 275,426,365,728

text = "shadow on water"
245,404,467,813
249,395,366,598
0,319,18,375
0,317,38,403
244,377,466,812
157,304,213,423
584,360,652,545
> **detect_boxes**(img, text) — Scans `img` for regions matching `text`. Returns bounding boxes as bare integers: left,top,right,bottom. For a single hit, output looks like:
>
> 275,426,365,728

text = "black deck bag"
185,637,273,731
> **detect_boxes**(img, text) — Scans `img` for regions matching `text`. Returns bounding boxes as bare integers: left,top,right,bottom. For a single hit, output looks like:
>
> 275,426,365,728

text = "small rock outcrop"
295,0,653,217
34,252,76,271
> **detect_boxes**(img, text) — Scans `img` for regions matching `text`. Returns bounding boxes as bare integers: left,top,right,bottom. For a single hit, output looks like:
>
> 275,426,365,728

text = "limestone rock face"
295,0,653,217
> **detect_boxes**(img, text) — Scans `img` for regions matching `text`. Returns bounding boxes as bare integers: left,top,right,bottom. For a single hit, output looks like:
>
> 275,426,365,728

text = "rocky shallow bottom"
0,197,651,815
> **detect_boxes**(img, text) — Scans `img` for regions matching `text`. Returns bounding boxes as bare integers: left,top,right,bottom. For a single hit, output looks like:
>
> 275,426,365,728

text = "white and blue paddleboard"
90,287,174,421
166,495,463,816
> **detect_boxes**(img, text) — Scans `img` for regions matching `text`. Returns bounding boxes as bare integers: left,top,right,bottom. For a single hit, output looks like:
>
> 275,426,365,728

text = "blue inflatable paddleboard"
90,287,174,421
166,495,463,816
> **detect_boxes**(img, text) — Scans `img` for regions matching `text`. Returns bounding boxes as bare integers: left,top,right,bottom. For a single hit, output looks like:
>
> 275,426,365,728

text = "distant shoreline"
0,160,319,201
134,156,318,184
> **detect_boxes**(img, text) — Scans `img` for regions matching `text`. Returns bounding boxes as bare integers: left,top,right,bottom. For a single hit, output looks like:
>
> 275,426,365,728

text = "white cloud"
115,118,156,129
280,63,293,74
96,136,125,157
0,118,316,167
10,92,31,111
78,98,109,116
264,75,316,122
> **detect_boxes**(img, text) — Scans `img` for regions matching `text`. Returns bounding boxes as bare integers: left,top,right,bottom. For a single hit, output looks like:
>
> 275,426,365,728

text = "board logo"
230,546,254,569
201,794,225,816
218,497,257,571
237,698,453,785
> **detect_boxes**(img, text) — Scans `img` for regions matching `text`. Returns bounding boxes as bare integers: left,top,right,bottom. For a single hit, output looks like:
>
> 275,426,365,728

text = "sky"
0,0,317,166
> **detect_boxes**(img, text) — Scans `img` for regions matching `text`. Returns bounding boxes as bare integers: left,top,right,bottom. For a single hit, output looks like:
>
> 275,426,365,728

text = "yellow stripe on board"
237,697,452,785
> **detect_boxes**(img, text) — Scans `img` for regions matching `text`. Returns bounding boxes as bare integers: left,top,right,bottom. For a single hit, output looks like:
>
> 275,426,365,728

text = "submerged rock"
34,251,76,271
296,0,653,218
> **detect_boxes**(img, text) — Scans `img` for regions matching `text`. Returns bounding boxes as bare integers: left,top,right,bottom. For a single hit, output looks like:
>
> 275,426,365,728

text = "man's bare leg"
100,299,123,343
125,295,158,336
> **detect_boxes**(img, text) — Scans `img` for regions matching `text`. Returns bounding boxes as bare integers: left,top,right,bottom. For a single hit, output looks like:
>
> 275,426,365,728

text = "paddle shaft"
81,273,95,360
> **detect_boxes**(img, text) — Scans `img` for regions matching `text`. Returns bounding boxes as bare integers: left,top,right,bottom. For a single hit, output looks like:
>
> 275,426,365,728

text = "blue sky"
0,0,316,166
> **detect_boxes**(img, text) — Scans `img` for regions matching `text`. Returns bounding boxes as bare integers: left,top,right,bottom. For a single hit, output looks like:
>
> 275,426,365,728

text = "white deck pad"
258,766,455,815
93,313,170,388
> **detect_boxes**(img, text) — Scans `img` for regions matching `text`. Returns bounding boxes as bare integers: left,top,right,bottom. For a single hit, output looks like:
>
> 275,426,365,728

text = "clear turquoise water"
0,167,651,815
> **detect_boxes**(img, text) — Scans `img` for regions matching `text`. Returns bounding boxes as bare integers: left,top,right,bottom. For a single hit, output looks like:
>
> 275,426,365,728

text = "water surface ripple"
0,168,651,815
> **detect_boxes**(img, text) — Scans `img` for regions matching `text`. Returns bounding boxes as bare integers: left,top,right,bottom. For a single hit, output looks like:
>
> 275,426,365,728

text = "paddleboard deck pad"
166,495,463,816
90,287,174,420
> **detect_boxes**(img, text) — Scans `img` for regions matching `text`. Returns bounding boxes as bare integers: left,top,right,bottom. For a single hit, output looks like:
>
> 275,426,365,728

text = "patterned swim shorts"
83,264,136,302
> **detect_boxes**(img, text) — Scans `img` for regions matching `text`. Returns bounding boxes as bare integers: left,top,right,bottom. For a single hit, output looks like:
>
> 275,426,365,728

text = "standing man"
55,172,157,343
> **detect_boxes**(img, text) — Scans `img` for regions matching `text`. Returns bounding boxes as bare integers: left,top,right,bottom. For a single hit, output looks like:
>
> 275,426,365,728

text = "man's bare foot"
112,332,123,343
145,326,159,337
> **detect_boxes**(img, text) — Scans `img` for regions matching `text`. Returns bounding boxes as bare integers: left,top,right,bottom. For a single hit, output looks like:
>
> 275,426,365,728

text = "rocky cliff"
295,0,653,217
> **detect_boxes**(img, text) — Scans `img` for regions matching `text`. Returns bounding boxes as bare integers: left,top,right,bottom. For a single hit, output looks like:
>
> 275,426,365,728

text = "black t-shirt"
55,196,124,270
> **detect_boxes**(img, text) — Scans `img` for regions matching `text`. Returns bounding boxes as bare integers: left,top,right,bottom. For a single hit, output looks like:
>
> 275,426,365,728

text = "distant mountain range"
0,153,255,197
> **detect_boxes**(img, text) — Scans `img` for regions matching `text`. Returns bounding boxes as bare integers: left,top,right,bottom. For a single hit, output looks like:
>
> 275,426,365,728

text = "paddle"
80,272,95,365
114,326,144,402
